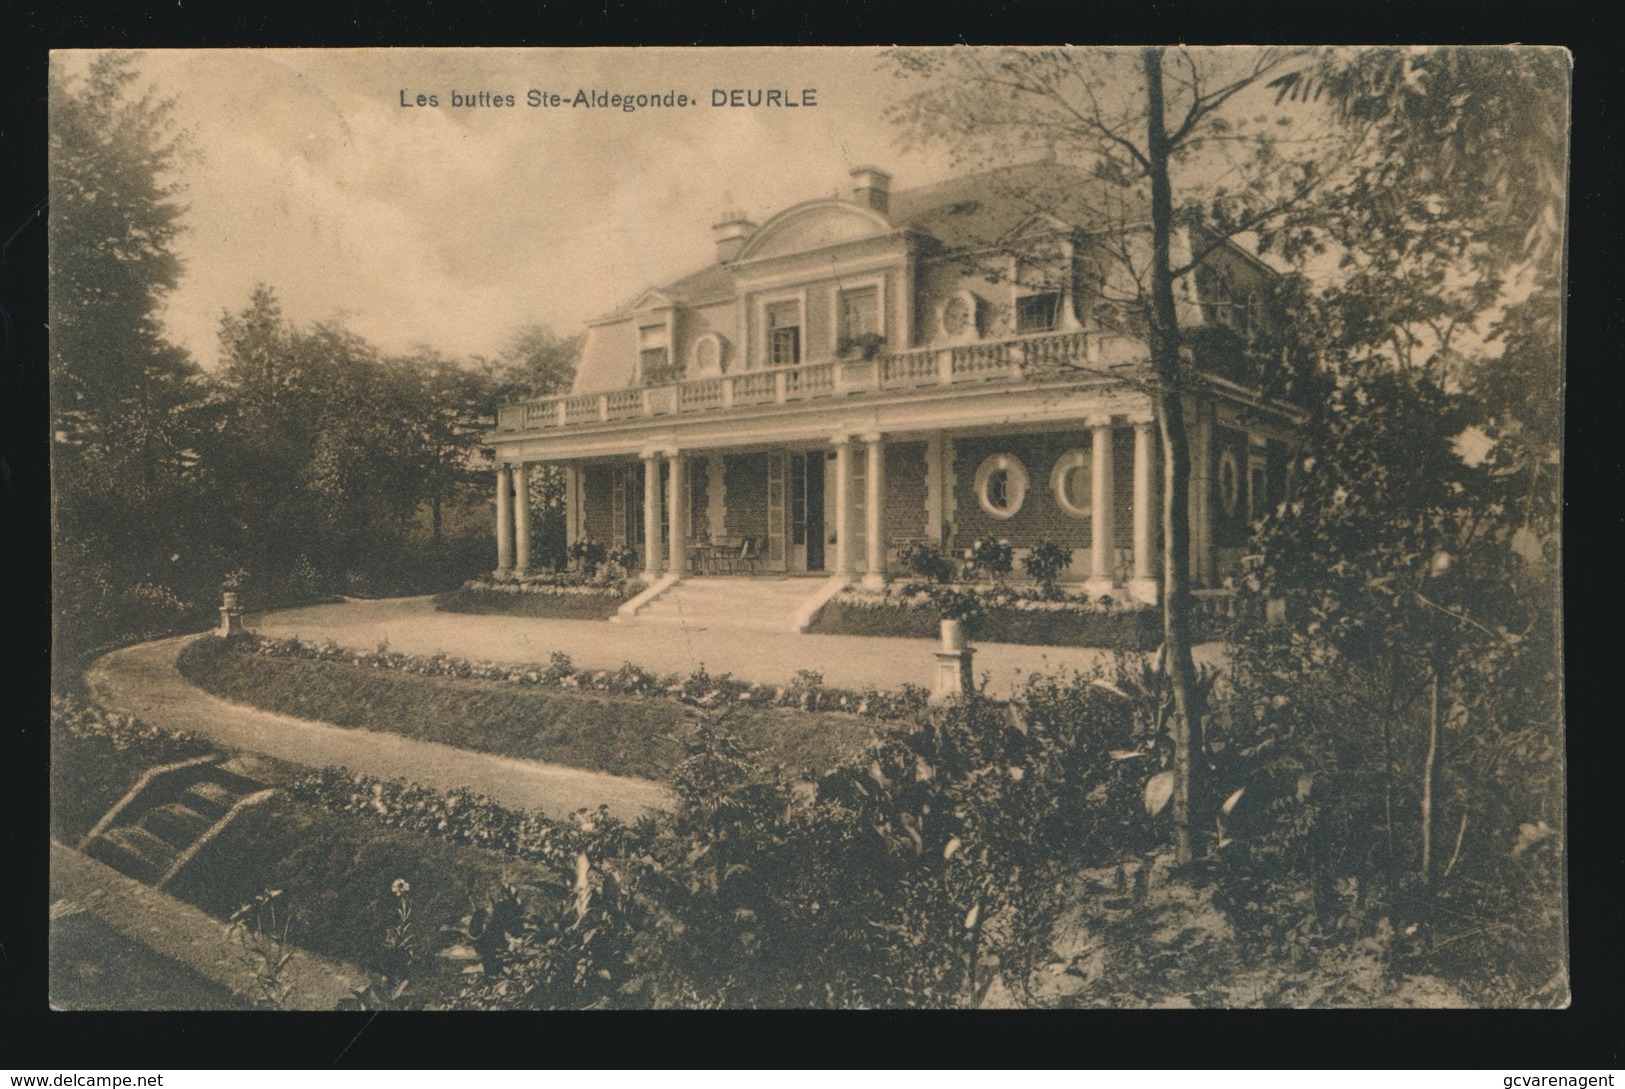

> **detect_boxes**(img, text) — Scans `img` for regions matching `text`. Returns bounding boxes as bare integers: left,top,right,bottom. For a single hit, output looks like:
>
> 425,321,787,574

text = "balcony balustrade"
494,328,1139,432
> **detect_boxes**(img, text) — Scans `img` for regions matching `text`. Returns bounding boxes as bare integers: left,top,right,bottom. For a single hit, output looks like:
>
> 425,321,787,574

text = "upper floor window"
1015,292,1061,334
767,300,801,365
838,286,880,342
638,324,673,384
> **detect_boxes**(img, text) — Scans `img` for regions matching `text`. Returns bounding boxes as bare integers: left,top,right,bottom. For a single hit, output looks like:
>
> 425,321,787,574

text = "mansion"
487,161,1302,602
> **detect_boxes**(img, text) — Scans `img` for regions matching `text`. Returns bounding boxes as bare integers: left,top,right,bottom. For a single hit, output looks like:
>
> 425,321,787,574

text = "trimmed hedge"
810,599,1163,651
176,637,875,780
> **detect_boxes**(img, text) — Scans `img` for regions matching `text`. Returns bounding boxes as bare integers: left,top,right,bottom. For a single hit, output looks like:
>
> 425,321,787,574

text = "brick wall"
884,441,929,541
724,453,769,540
581,464,614,542
951,433,1093,554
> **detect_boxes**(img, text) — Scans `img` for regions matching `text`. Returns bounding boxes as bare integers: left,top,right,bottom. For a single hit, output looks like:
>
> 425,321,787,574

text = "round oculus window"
1050,448,1093,518
975,454,1029,520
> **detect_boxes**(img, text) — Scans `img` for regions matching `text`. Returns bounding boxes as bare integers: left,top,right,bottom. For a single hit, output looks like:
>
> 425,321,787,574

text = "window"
1050,448,1093,518
838,286,880,343
1015,292,1060,334
638,324,671,384
767,300,801,365
975,454,1029,520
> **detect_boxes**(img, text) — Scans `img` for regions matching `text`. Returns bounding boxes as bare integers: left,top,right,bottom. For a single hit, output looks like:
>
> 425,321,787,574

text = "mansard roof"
593,161,1138,324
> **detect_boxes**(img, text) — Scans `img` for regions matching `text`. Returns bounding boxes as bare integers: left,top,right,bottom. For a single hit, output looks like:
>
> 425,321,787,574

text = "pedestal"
218,592,246,638
931,647,975,706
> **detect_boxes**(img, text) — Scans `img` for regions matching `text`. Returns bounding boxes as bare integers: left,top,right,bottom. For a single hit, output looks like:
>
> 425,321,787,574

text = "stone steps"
80,759,277,888
626,578,832,633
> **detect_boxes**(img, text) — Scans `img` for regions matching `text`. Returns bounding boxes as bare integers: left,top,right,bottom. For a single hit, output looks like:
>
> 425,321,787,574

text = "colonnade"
492,417,1162,602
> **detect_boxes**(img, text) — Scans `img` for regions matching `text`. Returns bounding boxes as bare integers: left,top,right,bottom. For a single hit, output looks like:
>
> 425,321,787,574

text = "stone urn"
940,617,967,651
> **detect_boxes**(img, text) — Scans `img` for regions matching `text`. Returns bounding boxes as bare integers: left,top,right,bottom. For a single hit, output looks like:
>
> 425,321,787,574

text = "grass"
176,637,873,780
810,600,1164,651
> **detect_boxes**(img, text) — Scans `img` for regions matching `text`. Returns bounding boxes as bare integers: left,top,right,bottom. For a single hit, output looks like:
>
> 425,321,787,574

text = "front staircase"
620,576,839,634
81,756,276,888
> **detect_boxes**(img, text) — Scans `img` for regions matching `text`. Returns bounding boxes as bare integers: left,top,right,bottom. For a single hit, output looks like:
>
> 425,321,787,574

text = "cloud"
85,47,956,366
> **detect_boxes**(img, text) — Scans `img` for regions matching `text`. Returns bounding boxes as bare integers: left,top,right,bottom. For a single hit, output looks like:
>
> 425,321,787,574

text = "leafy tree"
888,45,1567,869
889,46,1343,862
493,322,581,400
49,52,212,666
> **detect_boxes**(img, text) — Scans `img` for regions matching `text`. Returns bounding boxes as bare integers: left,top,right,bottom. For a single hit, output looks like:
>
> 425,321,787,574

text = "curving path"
86,635,671,820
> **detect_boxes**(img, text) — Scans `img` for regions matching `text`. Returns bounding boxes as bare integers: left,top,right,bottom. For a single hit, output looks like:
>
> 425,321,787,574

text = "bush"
1022,540,1073,599
958,537,1014,580
898,541,953,584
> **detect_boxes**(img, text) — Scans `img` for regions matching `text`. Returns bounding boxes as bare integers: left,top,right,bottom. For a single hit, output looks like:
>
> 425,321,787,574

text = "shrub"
895,541,951,583
959,538,1014,581
1022,540,1073,599
566,538,608,576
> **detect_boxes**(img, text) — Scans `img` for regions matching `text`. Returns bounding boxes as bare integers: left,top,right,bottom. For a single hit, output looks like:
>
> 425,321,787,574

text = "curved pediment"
734,199,894,263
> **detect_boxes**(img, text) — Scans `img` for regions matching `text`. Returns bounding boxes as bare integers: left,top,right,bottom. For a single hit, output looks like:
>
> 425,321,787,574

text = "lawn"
176,637,875,780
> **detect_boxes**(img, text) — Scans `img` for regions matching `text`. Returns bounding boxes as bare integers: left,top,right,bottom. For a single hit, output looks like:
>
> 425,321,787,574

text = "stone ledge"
50,839,367,1011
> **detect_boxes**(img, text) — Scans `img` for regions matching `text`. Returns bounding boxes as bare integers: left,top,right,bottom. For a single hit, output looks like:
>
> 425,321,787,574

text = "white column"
1131,420,1159,604
1087,421,1116,595
862,433,887,590
924,433,945,544
494,464,514,573
667,451,687,576
832,436,853,577
512,463,531,573
564,466,581,547
641,453,663,580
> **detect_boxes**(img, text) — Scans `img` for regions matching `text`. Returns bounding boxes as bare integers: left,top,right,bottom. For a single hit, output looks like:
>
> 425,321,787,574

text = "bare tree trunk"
1421,665,1441,886
1143,47,1205,866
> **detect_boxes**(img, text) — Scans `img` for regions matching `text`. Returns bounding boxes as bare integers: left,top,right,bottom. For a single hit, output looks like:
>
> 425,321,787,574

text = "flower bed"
434,570,645,620
176,636,903,779
810,583,1164,651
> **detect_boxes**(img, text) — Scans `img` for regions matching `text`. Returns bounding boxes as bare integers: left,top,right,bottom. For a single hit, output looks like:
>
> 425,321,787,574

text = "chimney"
712,212,755,263
850,166,892,215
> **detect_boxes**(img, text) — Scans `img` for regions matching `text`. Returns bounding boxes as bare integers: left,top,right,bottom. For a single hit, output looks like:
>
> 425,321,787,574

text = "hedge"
810,599,1163,651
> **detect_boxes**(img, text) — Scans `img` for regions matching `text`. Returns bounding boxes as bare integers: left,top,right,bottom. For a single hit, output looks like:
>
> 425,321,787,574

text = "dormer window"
1015,292,1061,334
767,300,801,365
638,324,673,384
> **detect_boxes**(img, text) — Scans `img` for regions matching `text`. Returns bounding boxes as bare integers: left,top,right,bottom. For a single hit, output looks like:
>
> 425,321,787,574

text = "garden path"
250,595,1228,699
86,636,672,819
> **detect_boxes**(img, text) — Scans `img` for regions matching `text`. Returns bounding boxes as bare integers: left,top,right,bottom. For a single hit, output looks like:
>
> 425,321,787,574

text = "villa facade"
487,162,1302,601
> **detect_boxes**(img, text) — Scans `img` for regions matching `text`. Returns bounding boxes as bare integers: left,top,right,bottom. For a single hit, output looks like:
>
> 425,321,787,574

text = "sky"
56,47,962,368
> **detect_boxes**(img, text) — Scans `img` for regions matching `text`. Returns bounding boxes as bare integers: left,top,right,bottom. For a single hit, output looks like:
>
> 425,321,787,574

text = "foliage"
814,585,1163,650
567,538,609,576
958,537,1014,580
836,332,887,360
227,888,298,1010
927,586,986,630
1022,539,1074,599
897,541,953,583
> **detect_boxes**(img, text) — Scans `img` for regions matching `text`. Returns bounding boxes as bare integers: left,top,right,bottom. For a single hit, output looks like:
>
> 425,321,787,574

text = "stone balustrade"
495,329,1140,432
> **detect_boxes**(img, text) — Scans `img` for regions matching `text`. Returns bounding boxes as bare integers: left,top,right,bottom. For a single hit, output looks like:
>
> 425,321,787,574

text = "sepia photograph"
47,44,1568,1011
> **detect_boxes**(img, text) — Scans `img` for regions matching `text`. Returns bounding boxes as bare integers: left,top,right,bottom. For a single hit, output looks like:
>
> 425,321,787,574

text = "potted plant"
930,586,985,650
1022,539,1073,600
